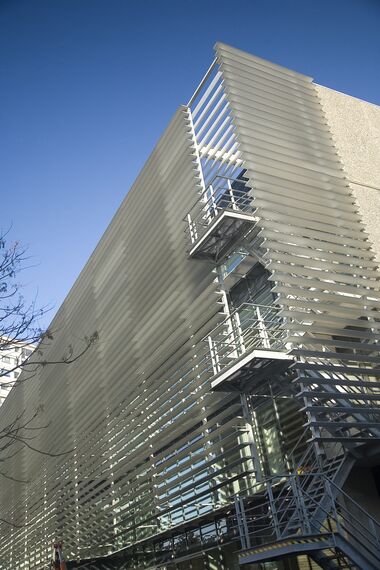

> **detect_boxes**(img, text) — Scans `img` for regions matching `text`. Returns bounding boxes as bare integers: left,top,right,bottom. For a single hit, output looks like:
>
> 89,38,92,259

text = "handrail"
287,428,312,471
187,58,217,107
204,302,288,376
299,478,380,558
231,470,380,565
201,302,283,343
188,186,252,224
184,175,256,248
323,474,380,532
183,175,251,219
245,469,380,535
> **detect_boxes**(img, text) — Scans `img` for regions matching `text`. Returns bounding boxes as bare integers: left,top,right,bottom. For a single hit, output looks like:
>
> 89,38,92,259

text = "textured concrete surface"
317,84,380,262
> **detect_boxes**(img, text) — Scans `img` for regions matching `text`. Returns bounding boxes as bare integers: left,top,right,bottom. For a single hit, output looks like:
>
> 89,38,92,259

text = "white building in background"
0,342,35,406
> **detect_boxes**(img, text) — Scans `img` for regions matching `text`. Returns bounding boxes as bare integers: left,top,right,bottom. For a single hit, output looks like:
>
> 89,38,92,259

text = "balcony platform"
189,210,257,262
211,349,294,393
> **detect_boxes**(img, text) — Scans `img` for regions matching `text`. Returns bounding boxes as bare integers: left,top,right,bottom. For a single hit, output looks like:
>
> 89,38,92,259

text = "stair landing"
211,349,293,392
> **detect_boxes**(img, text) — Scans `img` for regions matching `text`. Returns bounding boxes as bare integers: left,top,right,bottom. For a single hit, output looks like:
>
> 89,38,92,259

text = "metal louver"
215,42,380,448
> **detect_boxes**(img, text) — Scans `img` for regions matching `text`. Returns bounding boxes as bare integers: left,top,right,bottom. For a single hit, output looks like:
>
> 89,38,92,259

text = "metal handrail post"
325,479,342,535
256,306,271,349
208,184,218,218
232,310,246,356
208,336,220,375
295,476,312,535
234,496,251,550
186,213,197,244
227,178,238,211
266,484,281,540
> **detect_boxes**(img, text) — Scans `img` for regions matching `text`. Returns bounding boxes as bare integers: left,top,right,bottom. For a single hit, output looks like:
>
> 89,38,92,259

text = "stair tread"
311,435,376,442
296,363,380,375
299,390,380,400
295,377,380,388
302,405,380,414
308,420,380,429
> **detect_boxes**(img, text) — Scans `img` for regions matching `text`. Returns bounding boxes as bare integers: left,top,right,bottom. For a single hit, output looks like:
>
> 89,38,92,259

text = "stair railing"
205,303,287,378
232,471,380,566
302,475,380,564
184,175,255,246
298,365,380,443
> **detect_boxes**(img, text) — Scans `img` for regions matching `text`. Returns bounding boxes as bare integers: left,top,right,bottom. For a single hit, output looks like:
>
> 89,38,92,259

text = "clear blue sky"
1,0,379,329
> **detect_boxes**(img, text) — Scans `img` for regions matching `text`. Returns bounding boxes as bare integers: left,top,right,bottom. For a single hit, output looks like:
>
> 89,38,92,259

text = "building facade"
0,44,380,570
0,342,35,407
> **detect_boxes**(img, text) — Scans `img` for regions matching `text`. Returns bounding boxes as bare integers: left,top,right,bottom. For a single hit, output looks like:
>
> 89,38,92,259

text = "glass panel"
229,263,275,309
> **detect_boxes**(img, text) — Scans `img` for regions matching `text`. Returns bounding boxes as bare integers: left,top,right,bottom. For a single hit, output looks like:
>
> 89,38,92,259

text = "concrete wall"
316,85,380,262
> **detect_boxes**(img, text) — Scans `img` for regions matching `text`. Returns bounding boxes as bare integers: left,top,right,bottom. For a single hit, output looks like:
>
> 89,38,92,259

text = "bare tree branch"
0,228,98,506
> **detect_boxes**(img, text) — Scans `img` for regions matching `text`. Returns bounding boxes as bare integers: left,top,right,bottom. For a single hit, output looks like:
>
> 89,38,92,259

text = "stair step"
308,420,380,429
294,377,380,389
298,390,380,400
311,435,376,442
296,363,380,376
302,405,380,414
293,349,380,363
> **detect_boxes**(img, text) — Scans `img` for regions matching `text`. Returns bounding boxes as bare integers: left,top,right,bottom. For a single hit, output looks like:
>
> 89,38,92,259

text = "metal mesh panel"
1,43,379,570
0,106,252,568
215,42,380,446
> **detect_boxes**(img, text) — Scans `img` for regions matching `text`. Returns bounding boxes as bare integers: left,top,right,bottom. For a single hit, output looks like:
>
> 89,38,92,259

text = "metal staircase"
182,126,380,570
201,297,380,568
205,305,380,455
272,446,354,537
294,359,380,450
181,46,380,569
234,451,380,569
229,343,380,568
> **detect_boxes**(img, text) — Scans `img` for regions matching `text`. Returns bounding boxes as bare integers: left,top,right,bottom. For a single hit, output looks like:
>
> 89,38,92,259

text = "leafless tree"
0,229,98,496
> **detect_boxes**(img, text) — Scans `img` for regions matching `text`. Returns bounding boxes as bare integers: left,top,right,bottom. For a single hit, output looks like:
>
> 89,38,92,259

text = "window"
229,263,275,309
1,356,10,363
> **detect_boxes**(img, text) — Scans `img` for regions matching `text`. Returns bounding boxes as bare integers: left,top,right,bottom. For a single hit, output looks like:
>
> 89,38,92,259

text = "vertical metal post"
294,475,312,535
227,178,238,210
232,310,245,356
208,336,220,375
234,496,251,550
257,307,270,349
266,484,281,540
187,213,197,244
208,184,218,217
241,393,263,482
325,479,341,534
